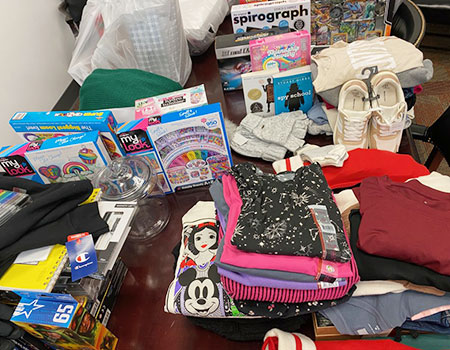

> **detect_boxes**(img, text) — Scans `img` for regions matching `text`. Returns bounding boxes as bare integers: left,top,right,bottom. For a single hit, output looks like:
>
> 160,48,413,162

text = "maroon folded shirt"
355,176,450,275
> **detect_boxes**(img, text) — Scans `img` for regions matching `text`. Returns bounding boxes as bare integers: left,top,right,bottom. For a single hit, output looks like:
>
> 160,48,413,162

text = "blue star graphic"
13,299,45,319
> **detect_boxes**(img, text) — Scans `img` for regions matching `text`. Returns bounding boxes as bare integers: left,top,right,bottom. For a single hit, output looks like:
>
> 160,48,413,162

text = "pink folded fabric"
220,174,359,302
220,174,354,280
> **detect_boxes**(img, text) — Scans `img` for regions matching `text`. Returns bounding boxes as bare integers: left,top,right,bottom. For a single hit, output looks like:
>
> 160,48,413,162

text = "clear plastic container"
93,156,170,240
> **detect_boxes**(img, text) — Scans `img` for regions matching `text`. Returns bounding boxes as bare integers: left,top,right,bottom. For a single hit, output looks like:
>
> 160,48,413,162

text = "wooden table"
106,21,418,350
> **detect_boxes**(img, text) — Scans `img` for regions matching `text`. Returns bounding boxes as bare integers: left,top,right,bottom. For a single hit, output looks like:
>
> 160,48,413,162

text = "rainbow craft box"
115,118,172,194
0,143,43,183
249,30,311,71
147,103,233,192
25,131,111,184
9,110,123,159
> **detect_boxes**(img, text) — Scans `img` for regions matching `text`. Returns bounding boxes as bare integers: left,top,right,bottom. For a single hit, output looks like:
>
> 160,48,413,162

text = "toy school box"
135,85,208,120
115,118,172,194
231,0,311,34
0,143,43,183
11,292,117,350
249,30,311,71
147,103,233,192
215,27,289,91
9,110,123,159
25,131,111,184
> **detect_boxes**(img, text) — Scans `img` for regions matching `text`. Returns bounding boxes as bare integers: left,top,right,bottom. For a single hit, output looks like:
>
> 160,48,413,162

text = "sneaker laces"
372,102,407,137
342,114,368,142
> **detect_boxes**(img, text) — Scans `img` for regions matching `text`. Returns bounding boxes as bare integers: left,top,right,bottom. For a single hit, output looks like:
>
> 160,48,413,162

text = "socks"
231,111,309,161
296,144,348,167
262,329,316,350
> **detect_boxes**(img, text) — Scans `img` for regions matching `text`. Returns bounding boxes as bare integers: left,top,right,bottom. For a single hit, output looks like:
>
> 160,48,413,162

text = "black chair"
411,106,450,171
391,0,427,47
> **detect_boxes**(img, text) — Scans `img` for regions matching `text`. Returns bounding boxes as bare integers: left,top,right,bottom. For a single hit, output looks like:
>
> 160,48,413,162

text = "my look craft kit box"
9,110,123,159
0,143,43,183
231,0,311,33
11,292,117,350
25,131,111,184
116,118,172,193
135,85,208,121
215,27,289,91
117,103,233,193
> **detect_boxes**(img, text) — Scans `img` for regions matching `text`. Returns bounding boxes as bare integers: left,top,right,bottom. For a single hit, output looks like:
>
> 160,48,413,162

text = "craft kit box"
25,131,111,184
135,85,208,120
147,103,233,192
9,110,123,159
231,0,311,33
115,118,172,194
0,143,43,183
215,27,289,91
249,30,311,71
119,103,233,193
11,292,117,350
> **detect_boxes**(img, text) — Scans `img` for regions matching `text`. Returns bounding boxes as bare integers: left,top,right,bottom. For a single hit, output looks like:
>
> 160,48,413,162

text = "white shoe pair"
334,71,408,153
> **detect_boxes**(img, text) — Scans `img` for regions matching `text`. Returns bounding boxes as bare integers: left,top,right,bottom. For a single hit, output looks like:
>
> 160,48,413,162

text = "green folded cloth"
79,68,182,110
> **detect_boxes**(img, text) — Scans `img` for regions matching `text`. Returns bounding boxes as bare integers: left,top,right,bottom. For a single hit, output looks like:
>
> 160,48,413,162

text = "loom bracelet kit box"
117,103,233,193
9,110,123,160
24,131,111,184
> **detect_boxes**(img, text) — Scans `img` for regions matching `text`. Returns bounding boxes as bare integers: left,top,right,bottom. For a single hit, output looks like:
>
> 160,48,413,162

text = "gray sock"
231,124,287,161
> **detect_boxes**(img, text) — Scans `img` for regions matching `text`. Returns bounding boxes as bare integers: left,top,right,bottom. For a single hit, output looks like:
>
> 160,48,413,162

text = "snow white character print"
180,222,219,267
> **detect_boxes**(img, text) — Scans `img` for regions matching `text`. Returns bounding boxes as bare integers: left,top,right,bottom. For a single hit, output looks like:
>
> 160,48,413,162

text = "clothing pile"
320,171,450,336
212,162,360,318
271,149,450,337
165,162,360,325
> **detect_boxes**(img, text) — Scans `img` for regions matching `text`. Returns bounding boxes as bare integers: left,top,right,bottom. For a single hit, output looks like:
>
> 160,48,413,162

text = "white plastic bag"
178,0,229,56
69,0,192,86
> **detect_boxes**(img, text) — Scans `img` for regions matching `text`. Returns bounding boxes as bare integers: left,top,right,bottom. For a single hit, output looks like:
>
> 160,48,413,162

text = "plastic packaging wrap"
69,0,191,86
179,0,229,55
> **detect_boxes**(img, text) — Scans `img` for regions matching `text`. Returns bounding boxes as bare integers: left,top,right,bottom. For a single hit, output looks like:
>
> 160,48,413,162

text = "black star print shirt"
229,163,351,262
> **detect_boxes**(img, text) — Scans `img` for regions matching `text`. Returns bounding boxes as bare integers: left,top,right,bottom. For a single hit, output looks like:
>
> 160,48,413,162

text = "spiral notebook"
0,244,67,292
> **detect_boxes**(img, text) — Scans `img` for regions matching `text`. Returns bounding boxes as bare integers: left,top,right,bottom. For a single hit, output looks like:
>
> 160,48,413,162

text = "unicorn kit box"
249,30,311,71
147,103,233,193
0,143,43,183
9,110,123,159
25,131,111,184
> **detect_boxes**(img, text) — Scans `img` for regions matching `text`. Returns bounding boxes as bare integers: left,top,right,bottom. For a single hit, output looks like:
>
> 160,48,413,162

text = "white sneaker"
369,71,407,153
334,80,371,151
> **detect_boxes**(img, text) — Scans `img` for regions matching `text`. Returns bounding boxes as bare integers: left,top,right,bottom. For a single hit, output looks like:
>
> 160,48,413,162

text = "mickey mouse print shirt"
230,163,351,262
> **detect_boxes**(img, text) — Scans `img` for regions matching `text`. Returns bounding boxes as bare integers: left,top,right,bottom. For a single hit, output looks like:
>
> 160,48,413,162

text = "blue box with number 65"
11,291,118,350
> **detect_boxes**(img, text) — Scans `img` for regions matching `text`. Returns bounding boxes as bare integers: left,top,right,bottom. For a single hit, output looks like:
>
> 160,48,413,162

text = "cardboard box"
0,143,43,183
9,111,123,159
135,85,208,120
215,27,288,90
25,131,111,184
231,0,311,33
11,292,117,350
